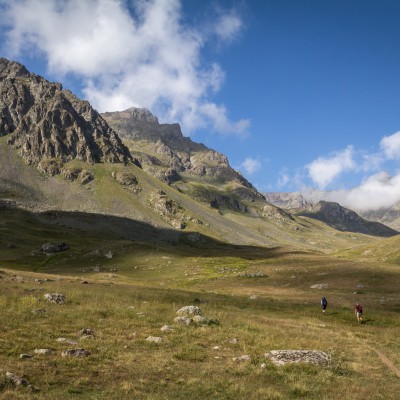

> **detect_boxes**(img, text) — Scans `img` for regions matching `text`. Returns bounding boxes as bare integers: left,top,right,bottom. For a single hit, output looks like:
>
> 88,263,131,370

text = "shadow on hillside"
297,211,399,238
0,205,301,260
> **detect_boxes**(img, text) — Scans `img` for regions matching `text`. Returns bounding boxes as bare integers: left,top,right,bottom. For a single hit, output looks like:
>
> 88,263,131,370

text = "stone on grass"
61,348,90,357
56,338,78,345
176,305,202,316
19,354,32,359
310,284,329,290
233,355,251,362
6,372,28,386
249,295,258,300
174,316,192,325
44,293,65,304
266,350,329,366
34,348,53,355
78,328,95,336
146,336,163,344
41,242,69,253
160,325,174,332
193,315,208,325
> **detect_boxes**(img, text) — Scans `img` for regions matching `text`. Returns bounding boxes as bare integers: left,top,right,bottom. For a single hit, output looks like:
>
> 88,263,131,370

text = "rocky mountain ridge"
0,58,131,170
102,108,263,204
0,57,394,248
264,192,398,237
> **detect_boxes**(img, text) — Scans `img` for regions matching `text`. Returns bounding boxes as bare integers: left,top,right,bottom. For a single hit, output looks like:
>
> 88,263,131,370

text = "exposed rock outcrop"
102,108,264,204
0,58,132,170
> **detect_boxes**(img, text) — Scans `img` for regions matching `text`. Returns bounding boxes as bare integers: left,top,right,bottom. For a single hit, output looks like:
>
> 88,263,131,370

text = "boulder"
266,350,329,366
44,293,65,304
176,305,202,316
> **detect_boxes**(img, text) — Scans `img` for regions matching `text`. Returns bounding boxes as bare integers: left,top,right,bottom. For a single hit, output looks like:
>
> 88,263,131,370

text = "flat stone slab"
266,350,329,366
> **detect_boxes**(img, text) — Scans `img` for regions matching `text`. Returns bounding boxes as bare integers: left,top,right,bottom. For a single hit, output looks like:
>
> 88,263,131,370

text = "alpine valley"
1,58,399,400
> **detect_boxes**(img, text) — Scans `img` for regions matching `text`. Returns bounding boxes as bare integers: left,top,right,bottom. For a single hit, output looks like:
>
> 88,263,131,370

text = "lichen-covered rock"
61,348,90,357
174,316,192,325
176,306,202,316
193,315,208,325
44,293,65,304
34,348,53,355
266,350,329,366
160,325,174,332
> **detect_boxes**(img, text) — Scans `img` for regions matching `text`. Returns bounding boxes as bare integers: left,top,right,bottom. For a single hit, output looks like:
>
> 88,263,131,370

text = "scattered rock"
249,295,258,300
61,348,91,357
160,325,174,332
266,350,329,366
41,242,69,254
176,305,202,316
240,272,267,278
310,284,329,290
146,336,163,344
228,338,239,344
34,348,53,355
56,338,78,345
78,328,95,337
44,293,66,304
19,354,32,359
80,170,94,185
6,371,28,386
104,250,114,259
174,316,192,325
261,363,267,368
233,355,251,362
193,315,208,325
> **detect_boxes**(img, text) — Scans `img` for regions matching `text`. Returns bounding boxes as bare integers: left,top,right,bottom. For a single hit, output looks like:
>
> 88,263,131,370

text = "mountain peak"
0,58,132,167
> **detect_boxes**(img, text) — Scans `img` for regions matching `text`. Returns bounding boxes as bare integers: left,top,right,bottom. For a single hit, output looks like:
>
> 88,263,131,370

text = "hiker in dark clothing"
321,297,328,314
355,302,363,323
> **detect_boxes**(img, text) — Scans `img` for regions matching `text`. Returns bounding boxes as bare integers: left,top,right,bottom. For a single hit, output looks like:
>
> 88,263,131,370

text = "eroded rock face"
102,108,264,201
0,58,132,169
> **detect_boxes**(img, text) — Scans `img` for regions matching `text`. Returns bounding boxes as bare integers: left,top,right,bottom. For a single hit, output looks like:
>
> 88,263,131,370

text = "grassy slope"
0,211,399,399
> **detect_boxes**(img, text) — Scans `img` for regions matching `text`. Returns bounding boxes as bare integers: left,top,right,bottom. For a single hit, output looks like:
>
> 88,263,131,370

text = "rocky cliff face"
102,108,263,201
0,58,131,167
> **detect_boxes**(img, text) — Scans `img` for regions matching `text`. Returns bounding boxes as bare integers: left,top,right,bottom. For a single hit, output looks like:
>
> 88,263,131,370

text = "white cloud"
240,157,261,175
380,131,400,160
306,146,356,189
0,0,248,136
214,9,243,43
304,171,400,212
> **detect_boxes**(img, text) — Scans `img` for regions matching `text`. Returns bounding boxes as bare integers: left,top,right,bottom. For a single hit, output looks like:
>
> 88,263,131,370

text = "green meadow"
0,207,399,399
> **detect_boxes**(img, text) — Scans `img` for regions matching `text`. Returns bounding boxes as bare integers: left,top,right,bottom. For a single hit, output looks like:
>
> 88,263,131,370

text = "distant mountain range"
0,57,398,251
264,192,399,236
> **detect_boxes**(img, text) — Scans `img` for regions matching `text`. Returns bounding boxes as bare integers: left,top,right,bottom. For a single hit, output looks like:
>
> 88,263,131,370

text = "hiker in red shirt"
355,302,363,323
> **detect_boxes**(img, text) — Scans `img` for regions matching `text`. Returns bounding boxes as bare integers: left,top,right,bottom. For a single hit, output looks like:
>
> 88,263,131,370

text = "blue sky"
1,0,400,211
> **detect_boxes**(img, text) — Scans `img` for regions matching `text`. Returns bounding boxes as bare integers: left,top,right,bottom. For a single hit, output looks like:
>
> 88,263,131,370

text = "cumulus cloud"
0,0,248,136
304,171,400,212
380,131,400,160
306,146,356,189
240,157,261,175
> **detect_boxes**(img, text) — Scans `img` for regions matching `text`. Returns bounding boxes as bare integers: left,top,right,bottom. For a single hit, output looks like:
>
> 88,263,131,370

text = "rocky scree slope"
0,58,132,172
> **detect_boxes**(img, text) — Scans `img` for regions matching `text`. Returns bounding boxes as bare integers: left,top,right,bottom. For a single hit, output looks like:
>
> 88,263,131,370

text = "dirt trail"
371,347,400,379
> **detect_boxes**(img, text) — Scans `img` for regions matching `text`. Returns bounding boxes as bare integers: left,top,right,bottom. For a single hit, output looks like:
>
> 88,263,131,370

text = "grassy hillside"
0,211,399,399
